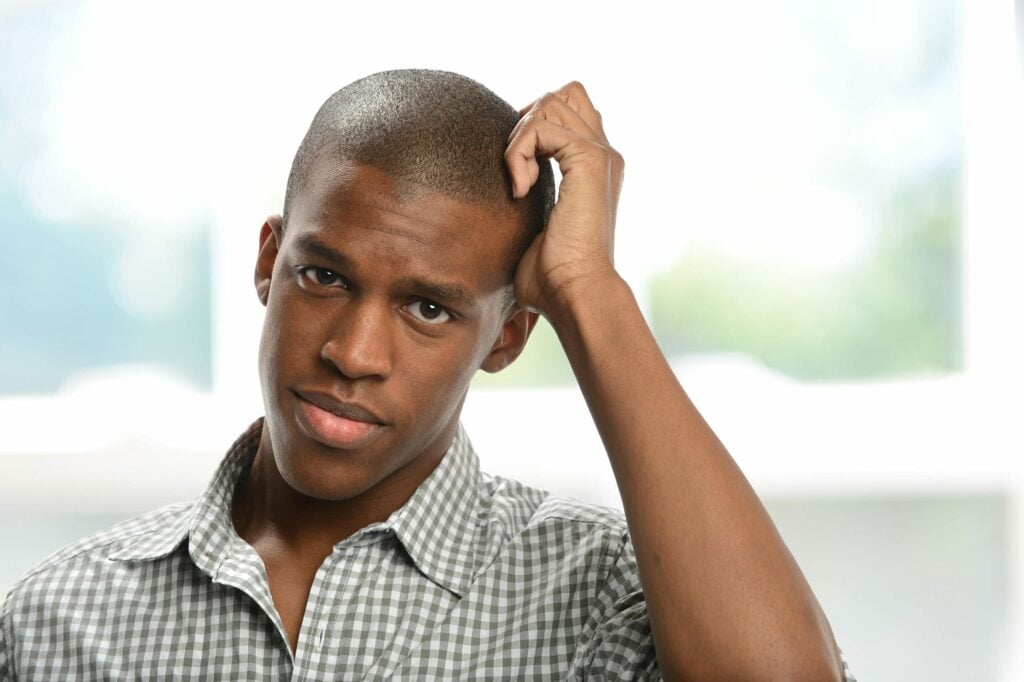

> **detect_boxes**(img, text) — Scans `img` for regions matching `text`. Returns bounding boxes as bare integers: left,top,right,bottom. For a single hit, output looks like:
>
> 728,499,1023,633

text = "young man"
0,70,853,680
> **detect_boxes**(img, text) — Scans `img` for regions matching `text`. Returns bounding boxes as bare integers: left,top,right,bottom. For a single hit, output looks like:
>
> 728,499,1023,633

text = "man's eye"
298,266,347,288
406,300,451,325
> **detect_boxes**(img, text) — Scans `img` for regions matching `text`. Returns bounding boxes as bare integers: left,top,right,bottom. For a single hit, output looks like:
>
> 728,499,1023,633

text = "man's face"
253,158,532,505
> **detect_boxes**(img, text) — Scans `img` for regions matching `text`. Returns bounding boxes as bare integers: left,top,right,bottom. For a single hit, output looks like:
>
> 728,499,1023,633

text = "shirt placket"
211,534,295,674
292,530,388,681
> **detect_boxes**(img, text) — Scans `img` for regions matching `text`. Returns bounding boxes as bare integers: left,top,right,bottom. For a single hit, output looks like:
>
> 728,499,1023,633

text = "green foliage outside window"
649,170,961,381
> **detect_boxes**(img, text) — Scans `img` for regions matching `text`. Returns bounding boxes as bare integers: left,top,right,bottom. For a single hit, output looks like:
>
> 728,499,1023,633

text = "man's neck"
229,425,452,559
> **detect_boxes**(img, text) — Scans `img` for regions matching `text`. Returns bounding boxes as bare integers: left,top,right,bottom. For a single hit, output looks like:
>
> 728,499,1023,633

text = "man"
0,70,853,680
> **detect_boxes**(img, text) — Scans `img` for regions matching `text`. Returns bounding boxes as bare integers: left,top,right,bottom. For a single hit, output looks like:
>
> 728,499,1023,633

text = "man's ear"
480,306,540,373
254,214,284,307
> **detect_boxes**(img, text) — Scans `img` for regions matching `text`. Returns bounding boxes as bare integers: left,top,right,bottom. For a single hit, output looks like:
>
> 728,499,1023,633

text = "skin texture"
236,81,845,679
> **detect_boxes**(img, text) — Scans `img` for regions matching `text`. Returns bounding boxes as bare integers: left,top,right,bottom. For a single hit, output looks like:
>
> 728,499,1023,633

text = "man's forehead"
295,158,515,245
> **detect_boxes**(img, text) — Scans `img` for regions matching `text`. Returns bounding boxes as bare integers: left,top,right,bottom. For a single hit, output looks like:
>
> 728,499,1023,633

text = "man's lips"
292,389,386,449
293,389,384,424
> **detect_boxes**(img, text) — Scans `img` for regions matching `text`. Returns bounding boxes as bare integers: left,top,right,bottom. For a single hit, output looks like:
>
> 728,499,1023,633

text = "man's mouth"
295,389,383,423
293,390,385,449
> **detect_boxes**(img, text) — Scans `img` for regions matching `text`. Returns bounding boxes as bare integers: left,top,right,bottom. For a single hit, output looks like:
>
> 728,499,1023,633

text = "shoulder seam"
530,513,626,531
5,501,193,594
481,512,627,542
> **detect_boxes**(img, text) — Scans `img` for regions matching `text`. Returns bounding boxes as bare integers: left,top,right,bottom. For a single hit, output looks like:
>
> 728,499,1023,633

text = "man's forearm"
546,272,844,681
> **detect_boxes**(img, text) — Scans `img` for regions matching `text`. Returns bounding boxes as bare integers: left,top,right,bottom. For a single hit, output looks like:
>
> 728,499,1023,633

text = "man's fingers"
506,82,609,199
518,82,600,125
551,81,605,138
505,116,574,198
510,92,601,145
505,116,610,198
508,155,540,201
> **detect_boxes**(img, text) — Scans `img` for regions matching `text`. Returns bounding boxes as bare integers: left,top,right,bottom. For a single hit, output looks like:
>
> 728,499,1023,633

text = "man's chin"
277,454,389,503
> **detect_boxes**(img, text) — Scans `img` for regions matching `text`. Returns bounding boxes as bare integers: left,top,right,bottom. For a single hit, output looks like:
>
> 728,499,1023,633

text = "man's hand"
505,82,624,316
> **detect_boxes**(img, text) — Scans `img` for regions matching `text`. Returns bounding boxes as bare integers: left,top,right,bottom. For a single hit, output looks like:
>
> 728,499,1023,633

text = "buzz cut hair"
282,69,556,295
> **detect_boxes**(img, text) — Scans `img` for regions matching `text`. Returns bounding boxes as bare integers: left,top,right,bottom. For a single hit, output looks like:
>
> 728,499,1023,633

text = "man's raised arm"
505,82,845,681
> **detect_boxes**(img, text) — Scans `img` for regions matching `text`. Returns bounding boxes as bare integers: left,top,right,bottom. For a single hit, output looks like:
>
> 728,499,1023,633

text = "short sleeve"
840,648,856,682
572,533,855,681
573,533,661,681
1,593,15,682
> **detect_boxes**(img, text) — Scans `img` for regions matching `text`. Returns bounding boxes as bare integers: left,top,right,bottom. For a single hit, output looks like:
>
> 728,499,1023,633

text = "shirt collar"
384,422,482,597
109,417,263,564
109,417,484,597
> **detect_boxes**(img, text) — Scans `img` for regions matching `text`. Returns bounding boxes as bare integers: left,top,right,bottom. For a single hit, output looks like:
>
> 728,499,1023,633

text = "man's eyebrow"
400,277,476,308
291,234,352,269
291,233,477,307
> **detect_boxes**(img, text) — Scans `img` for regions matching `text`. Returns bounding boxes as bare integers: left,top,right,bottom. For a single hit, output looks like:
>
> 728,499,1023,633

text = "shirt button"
316,623,326,647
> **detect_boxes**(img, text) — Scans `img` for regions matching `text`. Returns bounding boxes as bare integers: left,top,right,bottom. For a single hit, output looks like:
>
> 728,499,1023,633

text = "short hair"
283,69,556,298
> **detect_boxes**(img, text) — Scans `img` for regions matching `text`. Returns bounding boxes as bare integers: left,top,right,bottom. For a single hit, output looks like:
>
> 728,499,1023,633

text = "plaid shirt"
0,418,660,680
1,418,856,681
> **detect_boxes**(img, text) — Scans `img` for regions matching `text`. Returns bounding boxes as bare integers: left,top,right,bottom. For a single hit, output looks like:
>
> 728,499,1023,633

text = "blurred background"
1,0,1022,678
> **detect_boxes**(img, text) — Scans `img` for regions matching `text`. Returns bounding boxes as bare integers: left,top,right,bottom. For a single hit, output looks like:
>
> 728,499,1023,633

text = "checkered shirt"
0,418,856,681
0,418,661,680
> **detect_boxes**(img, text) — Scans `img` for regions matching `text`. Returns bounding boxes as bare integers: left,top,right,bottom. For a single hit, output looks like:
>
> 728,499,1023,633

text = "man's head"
252,69,554,507
283,69,555,292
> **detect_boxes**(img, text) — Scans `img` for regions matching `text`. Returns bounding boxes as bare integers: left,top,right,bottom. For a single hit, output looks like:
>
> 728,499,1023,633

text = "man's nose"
320,298,393,380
